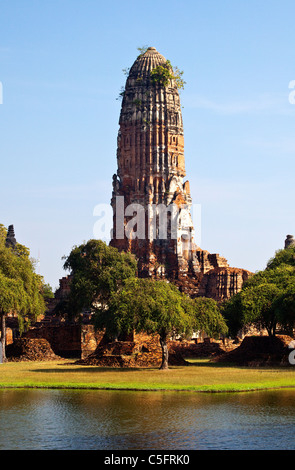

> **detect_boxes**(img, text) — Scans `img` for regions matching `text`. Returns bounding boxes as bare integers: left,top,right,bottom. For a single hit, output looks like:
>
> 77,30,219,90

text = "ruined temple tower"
111,47,250,299
5,225,17,249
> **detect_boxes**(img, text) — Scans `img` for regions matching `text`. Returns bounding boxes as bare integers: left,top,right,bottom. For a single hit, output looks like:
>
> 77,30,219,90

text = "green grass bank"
1,359,295,393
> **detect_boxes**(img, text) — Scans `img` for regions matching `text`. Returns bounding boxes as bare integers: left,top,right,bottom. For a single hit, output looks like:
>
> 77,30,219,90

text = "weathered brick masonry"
110,47,250,300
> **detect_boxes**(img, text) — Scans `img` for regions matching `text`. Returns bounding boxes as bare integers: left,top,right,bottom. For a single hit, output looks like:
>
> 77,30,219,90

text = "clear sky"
0,0,294,289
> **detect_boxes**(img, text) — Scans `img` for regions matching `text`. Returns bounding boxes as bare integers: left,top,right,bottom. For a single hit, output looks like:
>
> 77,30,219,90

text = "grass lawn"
1,358,295,393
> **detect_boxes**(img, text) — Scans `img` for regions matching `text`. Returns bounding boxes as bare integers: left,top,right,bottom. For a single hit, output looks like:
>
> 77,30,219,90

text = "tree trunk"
266,320,277,337
0,312,6,363
159,332,169,370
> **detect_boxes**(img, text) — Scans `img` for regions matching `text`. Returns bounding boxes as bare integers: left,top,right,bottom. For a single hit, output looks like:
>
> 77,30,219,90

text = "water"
0,388,295,450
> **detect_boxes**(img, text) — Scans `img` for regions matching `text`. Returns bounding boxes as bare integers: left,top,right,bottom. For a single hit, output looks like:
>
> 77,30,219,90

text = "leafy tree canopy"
0,272,25,315
222,247,295,337
63,239,137,318
275,283,295,333
98,278,192,337
41,283,54,300
95,279,228,369
0,233,46,363
266,246,295,269
96,278,193,369
192,297,228,338
0,244,46,324
0,224,7,248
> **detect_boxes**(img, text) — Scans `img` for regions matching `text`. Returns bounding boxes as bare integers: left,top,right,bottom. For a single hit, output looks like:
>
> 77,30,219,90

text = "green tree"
220,292,243,339
192,297,228,338
266,246,295,269
0,273,25,361
41,283,54,300
274,282,295,334
222,248,295,337
63,240,137,319
0,242,46,361
96,278,193,370
0,224,7,248
222,276,290,337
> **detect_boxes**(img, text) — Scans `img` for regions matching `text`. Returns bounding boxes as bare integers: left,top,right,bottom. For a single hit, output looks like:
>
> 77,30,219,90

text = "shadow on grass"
29,358,293,375
30,365,158,374
185,358,272,370
30,359,235,375
185,357,295,372
185,358,236,367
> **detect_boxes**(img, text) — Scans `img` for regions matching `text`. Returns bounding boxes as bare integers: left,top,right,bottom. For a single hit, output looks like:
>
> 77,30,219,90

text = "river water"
0,388,294,450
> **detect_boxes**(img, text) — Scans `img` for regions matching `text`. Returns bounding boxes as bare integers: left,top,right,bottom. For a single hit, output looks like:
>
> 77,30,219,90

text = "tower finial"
285,234,295,249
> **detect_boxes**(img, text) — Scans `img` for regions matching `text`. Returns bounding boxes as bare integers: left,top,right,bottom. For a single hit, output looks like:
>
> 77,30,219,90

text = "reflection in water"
0,389,295,450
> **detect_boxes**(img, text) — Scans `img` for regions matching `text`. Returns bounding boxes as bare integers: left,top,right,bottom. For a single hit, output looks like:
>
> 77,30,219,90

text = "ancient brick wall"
80,325,105,359
24,325,81,357
16,324,105,359
197,267,251,301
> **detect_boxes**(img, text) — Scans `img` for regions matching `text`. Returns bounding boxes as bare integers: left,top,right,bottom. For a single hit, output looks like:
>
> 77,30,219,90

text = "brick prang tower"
111,47,199,280
110,47,250,299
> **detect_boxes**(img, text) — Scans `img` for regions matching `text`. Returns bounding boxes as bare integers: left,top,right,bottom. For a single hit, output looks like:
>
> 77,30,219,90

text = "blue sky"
0,0,294,289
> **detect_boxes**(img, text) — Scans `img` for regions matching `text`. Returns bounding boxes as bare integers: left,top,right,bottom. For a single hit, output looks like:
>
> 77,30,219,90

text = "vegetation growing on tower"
150,59,186,90
117,46,186,100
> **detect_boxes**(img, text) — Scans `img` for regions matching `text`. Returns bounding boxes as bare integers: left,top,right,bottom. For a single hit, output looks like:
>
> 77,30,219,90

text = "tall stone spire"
110,47,251,299
111,47,199,280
